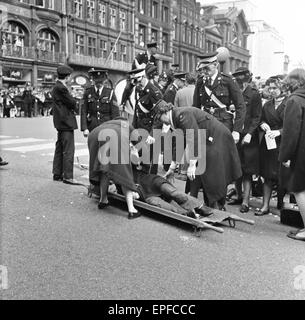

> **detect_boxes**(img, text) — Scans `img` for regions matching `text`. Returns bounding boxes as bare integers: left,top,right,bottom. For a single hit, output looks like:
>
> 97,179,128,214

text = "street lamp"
216,47,230,72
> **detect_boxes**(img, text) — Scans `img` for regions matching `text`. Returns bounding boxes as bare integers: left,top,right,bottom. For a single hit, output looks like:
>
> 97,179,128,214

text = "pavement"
0,116,305,300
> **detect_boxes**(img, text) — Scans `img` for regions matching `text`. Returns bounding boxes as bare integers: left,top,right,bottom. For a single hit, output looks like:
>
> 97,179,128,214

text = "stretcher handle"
228,214,255,225
200,221,224,233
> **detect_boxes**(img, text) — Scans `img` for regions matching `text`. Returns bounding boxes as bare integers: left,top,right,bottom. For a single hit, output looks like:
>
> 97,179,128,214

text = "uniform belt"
203,106,227,115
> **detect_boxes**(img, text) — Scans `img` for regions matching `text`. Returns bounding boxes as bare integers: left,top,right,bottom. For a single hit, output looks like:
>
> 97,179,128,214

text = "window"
74,0,83,19
188,28,192,44
173,20,177,41
138,25,146,45
75,34,84,55
100,39,107,58
232,23,241,46
120,44,127,62
36,29,57,60
151,29,158,43
151,1,158,19
162,6,169,22
161,33,168,54
88,37,96,56
87,0,95,22
35,0,54,9
119,10,126,31
98,1,106,26
110,42,117,60
110,7,116,29
138,0,145,14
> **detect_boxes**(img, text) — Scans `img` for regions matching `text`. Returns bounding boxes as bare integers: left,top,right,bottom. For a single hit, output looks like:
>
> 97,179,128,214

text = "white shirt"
210,71,219,86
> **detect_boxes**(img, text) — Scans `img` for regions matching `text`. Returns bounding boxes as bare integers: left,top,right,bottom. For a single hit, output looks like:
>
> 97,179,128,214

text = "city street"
0,116,304,300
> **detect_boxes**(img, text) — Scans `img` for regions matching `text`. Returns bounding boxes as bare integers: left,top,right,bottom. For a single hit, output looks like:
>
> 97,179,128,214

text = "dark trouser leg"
159,182,189,205
61,131,75,180
53,131,63,177
145,196,187,215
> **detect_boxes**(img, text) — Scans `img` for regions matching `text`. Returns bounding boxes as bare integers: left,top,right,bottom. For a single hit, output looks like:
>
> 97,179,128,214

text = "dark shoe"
227,198,243,205
128,211,141,220
98,201,109,210
255,208,270,216
240,204,249,213
63,178,81,185
226,188,237,200
287,231,305,241
195,205,213,217
53,175,63,181
186,210,197,219
0,160,8,166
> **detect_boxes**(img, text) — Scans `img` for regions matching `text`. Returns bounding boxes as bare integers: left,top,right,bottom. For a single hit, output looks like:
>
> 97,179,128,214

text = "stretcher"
97,190,255,237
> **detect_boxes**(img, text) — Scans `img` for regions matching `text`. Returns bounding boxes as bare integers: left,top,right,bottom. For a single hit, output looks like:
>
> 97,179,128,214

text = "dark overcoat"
279,87,305,193
171,107,242,203
259,97,287,181
51,80,78,131
88,119,137,191
237,85,262,175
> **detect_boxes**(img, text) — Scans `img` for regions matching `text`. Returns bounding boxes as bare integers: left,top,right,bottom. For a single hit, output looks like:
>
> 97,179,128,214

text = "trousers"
52,130,75,180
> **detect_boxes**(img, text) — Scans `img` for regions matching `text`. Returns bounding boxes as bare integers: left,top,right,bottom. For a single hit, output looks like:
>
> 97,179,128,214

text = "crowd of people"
3,41,304,241
0,86,54,118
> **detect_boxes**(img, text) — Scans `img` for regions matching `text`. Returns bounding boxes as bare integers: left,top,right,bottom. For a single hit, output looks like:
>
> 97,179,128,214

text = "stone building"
0,0,67,88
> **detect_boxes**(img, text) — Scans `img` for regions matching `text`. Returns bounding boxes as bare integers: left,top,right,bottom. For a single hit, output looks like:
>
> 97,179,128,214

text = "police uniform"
132,42,158,70
133,81,162,133
52,65,78,182
81,69,119,133
163,72,186,104
193,52,246,133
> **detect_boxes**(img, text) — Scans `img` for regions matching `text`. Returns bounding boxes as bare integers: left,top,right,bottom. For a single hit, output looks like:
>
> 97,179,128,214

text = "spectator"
174,72,197,108
279,69,305,241
21,84,35,117
256,76,288,216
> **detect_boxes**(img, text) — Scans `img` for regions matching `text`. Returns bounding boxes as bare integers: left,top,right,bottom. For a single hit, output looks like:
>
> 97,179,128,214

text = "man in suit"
81,68,119,137
193,52,246,144
132,42,158,70
52,65,78,185
21,84,35,117
174,73,197,108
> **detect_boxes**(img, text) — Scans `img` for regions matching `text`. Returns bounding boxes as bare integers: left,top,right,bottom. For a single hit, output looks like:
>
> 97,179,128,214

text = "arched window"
3,21,27,47
37,29,58,53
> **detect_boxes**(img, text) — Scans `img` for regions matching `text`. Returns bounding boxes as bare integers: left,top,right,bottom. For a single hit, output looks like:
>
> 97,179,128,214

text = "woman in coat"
279,69,305,241
228,68,262,213
256,76,288,215
88,117,141,219
153,100,242,210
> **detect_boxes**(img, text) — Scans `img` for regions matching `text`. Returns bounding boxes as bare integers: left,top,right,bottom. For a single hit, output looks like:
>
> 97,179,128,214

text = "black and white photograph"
0,0,305,304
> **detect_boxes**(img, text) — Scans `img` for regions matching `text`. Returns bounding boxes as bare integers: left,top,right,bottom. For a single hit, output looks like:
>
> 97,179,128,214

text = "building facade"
1,0,254,89
0,0,67,88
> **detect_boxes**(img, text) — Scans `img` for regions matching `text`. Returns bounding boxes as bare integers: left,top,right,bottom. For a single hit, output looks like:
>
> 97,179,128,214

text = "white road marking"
3,143,56,153
0,138,45,145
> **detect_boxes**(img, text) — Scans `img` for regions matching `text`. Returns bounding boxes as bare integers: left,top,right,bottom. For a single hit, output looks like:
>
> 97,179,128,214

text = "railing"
69,53,132,71
0,45,35,60
0,45,66,63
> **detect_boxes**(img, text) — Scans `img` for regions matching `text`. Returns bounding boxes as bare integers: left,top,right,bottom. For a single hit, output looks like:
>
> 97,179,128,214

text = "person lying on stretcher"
129,163,213,219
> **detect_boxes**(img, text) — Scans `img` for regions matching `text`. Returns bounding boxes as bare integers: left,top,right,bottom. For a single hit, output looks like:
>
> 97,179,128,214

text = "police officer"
145,63,162,91
81,69,119,137
193,51,246,144
52,65,78,184
131,67,163,174
163,72,186,104
228,67,262,212
132,42,158,70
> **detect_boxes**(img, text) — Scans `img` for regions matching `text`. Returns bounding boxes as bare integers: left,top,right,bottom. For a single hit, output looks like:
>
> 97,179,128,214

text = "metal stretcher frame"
107,192,255,236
